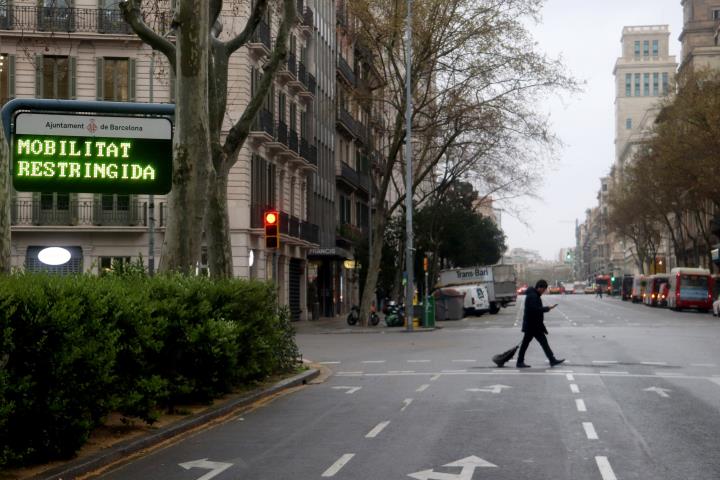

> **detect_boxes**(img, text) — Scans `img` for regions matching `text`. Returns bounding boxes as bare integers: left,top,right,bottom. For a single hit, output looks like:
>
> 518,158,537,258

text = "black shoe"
516,362,531,368
493,359,505,367
550,358,565,367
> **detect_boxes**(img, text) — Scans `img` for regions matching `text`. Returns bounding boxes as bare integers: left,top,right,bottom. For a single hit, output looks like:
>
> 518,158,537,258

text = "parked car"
548,285,563,295
456,284,491,316
563,283,575,294
584,285,596,294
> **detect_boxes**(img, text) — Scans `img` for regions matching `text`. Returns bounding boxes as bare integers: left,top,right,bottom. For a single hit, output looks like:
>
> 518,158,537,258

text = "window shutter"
8,55,15,99
35,55,43,98
128,58,136,101
96,58,104,100
69,56,77,99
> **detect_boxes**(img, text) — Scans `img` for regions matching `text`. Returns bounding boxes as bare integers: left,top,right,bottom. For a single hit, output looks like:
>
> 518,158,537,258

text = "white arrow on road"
644,386,671,398
332,386,362,394
466,384,512,394
179,459,233,480
408,455,497,480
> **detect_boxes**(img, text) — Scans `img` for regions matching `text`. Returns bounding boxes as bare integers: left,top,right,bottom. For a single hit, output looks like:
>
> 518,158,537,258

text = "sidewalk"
293,315,438,334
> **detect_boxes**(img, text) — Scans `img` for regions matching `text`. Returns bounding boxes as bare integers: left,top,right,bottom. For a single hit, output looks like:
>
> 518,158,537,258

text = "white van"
456,284,490,316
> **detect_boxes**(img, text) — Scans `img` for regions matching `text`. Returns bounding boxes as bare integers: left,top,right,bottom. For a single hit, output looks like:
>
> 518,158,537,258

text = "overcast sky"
502,0,683,260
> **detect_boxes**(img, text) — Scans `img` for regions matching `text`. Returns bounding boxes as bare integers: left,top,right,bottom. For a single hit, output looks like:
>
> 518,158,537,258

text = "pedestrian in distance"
516,279,564,368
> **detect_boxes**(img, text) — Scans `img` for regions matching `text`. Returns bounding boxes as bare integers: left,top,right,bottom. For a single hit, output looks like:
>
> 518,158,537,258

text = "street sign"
466,384,512,394
408,455,498,480
12,112,172,194
179,459,233,480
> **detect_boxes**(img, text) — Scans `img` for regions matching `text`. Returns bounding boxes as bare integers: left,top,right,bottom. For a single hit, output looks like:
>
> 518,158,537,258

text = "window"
643,73,650,96
643,40,649,57
634,73,641,96
97,58,135,101
662,72,669,95
634,41,640,57
38,55,75,99
653,72,659,96
251,154,276,209
99,256,132,274
278,93,286,123
652,40,659,57
290,102,297,133
626,118,632,130
625,74,632,96
713,9,720,20
0,54,15,105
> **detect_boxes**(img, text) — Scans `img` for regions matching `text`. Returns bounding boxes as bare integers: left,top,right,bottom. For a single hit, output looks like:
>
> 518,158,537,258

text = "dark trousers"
517,331,555,363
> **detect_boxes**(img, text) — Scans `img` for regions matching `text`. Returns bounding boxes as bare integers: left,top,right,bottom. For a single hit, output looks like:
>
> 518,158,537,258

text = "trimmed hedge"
0,274,299,468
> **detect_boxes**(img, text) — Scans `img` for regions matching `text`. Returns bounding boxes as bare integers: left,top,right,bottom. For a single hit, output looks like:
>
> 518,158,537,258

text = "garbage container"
423,296,436,328
433,288,464,321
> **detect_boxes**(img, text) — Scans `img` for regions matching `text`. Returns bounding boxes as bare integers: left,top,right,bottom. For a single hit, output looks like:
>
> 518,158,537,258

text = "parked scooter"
346,305,380,326
384,301,405,327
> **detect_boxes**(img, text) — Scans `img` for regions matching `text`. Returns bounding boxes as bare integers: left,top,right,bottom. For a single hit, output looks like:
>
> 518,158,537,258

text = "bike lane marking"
321,454,355,477
365,421,390,438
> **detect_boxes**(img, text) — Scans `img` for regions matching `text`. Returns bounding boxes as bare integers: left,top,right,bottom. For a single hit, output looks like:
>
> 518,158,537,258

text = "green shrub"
0,273,299,468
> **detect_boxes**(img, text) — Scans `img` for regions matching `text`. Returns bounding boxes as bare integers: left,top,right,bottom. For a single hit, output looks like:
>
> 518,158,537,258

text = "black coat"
522,287,550,335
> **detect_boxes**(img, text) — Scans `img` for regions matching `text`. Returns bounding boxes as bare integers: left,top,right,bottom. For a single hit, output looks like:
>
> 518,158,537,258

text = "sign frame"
1,99,174,195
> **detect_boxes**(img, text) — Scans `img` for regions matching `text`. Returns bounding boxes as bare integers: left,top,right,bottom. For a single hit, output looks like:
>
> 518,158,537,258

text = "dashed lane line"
319,361,341,365
442,369,467,373
365,421,390,438
388,370,415,374
322,454,355,477
452,359,477,363
430,374,441,381
583,422,599,440
401,399,413,412
576,399,587,412
361,360,386,364
566,373,575,381
592,360,618,364
333,370,720,382
599,371,629,375
595,456,618,480
570,384,580,394
641,361,667,366
407,359,431,363
416,384,430,392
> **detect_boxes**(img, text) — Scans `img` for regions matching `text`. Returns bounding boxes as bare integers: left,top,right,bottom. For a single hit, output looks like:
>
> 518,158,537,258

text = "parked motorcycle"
346,305,380,326
384,301,405,327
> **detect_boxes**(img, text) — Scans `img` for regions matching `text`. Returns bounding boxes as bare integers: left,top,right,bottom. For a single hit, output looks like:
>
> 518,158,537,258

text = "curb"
33,368,320,480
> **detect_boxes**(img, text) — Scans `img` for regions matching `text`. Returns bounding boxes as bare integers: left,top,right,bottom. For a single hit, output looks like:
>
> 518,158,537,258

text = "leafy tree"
122,0,296,276
352,0,576,322
0,117,9,273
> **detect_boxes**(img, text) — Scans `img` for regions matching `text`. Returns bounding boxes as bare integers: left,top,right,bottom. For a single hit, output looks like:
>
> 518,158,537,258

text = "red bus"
667,268,713,312
643,274,669,307
595,275,612,294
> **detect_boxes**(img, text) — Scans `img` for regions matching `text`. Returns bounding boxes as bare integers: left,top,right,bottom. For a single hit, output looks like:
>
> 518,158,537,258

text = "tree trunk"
359,211,387,325
0,120,10,274
206,164,234,277
159,0,211,274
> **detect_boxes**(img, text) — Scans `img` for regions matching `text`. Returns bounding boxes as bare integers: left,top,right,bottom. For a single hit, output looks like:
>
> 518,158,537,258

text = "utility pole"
148,50,156,275
404,0,414,332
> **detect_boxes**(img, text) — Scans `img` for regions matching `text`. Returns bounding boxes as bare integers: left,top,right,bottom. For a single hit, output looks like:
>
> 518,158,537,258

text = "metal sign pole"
404,0,414,332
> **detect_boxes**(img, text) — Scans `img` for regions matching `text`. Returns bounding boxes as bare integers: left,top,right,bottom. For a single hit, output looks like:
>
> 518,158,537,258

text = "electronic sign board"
12,112,172,194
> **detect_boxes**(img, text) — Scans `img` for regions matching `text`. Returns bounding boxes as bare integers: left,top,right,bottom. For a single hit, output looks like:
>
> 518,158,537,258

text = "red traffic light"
264,210,279,249
264,211,278,225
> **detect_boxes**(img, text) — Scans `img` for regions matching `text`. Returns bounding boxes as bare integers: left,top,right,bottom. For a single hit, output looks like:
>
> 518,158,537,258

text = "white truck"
436,265,518,314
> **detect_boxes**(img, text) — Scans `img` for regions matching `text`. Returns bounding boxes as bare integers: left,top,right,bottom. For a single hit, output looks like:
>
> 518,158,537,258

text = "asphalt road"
99,294,720,480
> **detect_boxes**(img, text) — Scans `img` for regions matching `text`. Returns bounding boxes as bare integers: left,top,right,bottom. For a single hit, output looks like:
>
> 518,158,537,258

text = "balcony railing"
0,5,172,34
338,162,360,188
337,55,356,86
252,108,275,137
301,221,319,244
303,7,314,28
308,74,317,95
277,121,288,146
336,106,356,138
10,199,163,227
251,20,271,50
289,130,299,154
298,61,308,86
300,137,310,161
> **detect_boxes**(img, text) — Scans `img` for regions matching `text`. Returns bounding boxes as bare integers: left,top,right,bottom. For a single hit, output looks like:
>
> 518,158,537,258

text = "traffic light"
264,210,279,249
611,276,615,282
